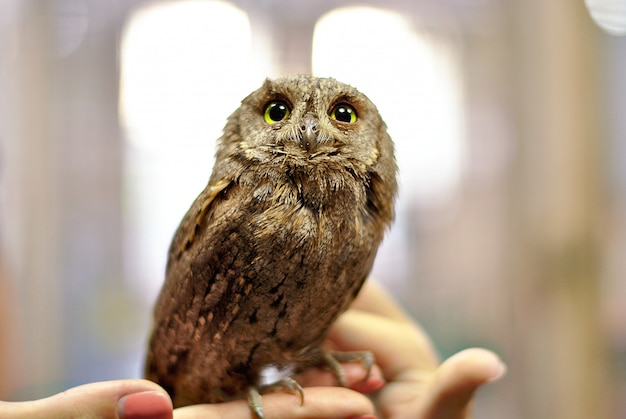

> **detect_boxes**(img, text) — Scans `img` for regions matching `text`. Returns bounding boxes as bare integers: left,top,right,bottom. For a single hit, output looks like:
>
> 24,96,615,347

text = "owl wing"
168,178,232,263
145,178,234,386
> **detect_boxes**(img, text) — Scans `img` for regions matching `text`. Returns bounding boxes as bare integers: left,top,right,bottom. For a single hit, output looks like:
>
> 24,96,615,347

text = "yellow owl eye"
330,103,357,124
264,101,290,124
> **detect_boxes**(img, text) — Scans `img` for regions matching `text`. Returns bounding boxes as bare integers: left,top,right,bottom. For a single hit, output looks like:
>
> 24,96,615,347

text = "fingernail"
118,390,173,419
350,375,386,394
488,360,507,382
347,415,378,419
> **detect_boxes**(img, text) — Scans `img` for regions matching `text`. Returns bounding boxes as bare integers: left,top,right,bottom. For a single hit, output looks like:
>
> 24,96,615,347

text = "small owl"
145,75,397,417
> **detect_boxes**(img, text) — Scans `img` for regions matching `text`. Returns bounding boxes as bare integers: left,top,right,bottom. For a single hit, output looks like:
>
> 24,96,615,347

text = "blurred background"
1,0,625,417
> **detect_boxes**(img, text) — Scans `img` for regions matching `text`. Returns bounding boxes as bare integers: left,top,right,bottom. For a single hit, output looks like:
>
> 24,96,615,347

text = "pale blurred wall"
1,1,625,418
507,1,608,417
0,0,137,396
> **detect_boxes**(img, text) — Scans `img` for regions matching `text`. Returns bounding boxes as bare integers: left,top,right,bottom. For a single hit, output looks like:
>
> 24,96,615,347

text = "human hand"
325,281,506,419
0,378,376,419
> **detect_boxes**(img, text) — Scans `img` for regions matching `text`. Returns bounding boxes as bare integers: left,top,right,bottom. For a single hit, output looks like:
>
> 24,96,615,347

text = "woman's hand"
328,281,506,419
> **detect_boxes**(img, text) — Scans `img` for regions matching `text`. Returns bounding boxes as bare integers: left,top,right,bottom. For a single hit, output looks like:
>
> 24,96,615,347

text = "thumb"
0,379,173,419
422,348,506,419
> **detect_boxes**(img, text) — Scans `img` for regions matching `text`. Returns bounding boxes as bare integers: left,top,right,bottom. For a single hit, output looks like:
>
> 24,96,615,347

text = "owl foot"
323,350,375,386
248,376,304,419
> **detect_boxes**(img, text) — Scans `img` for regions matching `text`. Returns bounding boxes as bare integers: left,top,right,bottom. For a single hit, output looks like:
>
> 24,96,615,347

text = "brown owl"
144,75,397,418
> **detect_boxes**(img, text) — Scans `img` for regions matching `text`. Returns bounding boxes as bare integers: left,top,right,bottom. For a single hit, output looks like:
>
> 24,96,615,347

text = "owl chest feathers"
203,164,380,363
235,159,377,248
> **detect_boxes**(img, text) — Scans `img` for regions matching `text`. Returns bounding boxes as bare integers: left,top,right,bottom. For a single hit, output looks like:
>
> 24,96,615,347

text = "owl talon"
324,350,375,386
248,377,304,419
248,387,265,419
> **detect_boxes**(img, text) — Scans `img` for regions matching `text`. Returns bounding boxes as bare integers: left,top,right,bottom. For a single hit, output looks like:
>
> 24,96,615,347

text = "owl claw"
248,387,265,419
323,350,375,386
248,377,304,419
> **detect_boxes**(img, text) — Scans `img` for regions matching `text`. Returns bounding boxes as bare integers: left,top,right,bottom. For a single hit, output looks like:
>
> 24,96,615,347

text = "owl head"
215,76,396,184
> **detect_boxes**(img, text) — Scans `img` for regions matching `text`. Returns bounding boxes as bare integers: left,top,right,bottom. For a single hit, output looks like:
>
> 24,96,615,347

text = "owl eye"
264,101,291,124
330,103,358,124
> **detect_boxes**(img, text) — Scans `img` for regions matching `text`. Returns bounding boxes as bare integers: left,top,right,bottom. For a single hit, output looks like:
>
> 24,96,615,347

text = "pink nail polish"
118,390,173,419
350,375,386,394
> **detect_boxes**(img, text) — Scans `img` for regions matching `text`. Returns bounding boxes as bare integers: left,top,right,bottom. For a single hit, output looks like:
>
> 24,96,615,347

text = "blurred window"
119,0,263,298
313,6,464,206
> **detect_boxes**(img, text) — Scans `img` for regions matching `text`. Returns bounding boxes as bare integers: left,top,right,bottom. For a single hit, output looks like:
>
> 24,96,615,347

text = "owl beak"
299,113,319,152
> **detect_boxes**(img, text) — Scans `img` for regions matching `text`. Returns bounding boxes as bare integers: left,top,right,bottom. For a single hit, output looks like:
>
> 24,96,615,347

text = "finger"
330,310,439,379
174,386,375,419
352,281,414,322
0,379,173,419
296,363,386,393
422,348,506,419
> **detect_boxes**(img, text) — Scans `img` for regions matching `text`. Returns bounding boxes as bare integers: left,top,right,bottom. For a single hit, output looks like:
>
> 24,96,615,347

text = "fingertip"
350,374,386,394
296,363,385,392
442,348,507,387
416,349,505,419
485,353,507,383
346,364,386,394
118,390,173,419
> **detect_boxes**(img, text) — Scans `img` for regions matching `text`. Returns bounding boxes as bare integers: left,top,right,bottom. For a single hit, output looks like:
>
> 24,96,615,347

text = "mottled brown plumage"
144,76,397,415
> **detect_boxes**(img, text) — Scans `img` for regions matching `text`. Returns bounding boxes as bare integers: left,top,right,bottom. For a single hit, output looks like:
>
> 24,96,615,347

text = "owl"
145,75,397,418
